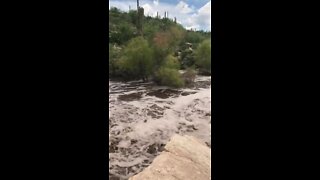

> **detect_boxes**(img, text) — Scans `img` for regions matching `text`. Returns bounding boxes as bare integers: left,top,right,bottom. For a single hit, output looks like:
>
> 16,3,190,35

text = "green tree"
152,26,185,68
195,39,211,75
118,37,154,81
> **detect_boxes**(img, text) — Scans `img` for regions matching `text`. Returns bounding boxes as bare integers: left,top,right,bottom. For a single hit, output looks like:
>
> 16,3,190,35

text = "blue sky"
109,0,211,31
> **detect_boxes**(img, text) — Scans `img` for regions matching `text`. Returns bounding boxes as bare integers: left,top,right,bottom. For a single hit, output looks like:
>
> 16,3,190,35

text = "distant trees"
184,31,204,45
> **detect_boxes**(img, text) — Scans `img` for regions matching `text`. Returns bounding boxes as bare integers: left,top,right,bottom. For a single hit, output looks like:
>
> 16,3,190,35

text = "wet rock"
146,89,181,99
109,140,119,153
146,111,157,118
205,142,211,148
123,127,132,133
118,92,143,101
150,104,164,111
129,135,211,180
181,91,197,96
146,144,157,154
163,105,170,109
146,110,163,119
130,139,138,145
145,104,165,118
187,124,198,130
179,122,186,126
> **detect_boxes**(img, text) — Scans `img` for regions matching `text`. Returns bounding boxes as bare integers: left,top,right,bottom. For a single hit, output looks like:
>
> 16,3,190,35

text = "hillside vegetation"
109,7,211,87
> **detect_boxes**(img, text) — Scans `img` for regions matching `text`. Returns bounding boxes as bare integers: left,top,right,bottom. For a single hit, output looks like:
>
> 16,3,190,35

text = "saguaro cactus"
136,0,144,35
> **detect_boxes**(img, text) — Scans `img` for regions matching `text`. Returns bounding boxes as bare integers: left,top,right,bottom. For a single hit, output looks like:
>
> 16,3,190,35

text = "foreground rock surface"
129,134,211,180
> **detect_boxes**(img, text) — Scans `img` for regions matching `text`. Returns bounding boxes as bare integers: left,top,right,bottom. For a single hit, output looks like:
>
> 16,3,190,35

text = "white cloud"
184,1,211,31
109,0,137,11
153,0,159,6
109,0,211,31
175,1,194,14
141,3,155,16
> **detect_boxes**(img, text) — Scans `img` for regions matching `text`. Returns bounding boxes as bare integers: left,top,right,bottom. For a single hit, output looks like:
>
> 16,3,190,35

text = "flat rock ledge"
129,134,211,180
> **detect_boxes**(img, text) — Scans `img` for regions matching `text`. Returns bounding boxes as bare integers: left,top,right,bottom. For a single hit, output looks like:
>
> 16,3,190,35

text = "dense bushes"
109,8,211,87
109,37,211,86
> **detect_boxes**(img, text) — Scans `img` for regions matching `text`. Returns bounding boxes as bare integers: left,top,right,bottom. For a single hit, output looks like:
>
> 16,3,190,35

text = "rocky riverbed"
109,76,211,180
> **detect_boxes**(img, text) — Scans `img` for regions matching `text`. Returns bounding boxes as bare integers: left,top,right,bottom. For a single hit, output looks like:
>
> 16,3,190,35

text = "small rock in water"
146,144,157,154
188,125,198,130
130,139,138,145
146,89,181,99
181,91,197,96
118,92,143,101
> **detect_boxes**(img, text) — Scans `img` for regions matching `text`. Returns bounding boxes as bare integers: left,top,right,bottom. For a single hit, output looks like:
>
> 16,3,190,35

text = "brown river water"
109,75,211,180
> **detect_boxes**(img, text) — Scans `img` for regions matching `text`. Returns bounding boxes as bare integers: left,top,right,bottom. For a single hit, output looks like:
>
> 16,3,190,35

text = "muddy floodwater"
109,76,211,180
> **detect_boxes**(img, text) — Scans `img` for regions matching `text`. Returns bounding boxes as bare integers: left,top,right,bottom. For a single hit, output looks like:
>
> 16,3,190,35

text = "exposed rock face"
129,135,211,180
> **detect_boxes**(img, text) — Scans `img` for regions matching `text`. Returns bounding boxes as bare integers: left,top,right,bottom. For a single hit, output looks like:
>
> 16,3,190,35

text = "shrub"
163,55,180,69
118,37,154,81
155,67,184,88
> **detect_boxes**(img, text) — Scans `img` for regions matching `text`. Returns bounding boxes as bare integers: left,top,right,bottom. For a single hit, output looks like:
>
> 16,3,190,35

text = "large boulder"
129,134,211,180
